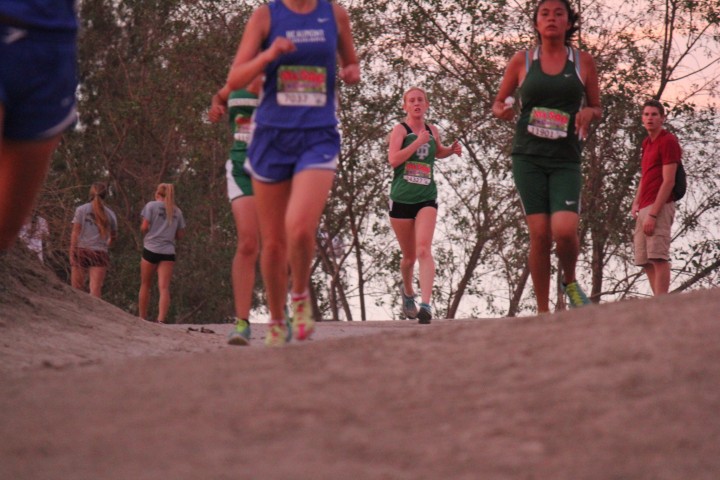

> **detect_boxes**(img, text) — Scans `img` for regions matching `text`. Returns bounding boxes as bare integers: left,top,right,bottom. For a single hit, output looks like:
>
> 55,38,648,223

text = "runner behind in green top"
209,75,263,345
388,86,462,324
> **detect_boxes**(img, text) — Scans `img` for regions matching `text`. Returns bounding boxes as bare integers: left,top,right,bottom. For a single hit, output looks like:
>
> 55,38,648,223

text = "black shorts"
389,199,438,219
72,248,110,268
142,248,176,264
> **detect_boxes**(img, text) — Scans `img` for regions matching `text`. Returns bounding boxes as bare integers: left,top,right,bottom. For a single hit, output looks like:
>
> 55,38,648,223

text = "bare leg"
88,266,107,298
138,259,157,319
644,263,656,295
156,261,175,322
284,170,335,296
646,260,670,295
414,207,437,305
71,265,87,292
526,213,552,313
231,196,260,319
0,107,61,251
252,178,291,322
552,211,581,285
390,218,417,296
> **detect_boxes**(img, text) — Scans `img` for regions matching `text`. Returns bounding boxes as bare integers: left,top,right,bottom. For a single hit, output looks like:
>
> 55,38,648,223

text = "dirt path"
2,249,720,479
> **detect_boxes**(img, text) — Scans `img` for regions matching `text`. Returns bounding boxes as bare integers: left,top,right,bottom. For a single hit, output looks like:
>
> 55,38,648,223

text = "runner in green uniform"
492,0,601,313
209,75,263,345
388,87,461,324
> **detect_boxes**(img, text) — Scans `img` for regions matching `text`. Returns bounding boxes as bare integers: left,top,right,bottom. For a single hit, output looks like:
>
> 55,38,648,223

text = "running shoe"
265,318,292,347
562,281,591,308
291,297,314,341
401,288,418,319
417,302,432,324
227,318,251,346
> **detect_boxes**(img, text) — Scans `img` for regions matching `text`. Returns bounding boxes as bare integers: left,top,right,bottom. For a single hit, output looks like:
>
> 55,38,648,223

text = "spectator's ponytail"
156,183,176,225
89,182,110,239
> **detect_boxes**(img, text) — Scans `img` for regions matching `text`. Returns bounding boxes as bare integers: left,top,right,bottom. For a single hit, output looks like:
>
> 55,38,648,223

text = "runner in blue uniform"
216,0,360,346
0,1,78,252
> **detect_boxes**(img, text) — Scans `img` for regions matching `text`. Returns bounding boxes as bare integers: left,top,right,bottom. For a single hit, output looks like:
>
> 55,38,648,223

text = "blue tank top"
0,0,78,33
256,0,338,129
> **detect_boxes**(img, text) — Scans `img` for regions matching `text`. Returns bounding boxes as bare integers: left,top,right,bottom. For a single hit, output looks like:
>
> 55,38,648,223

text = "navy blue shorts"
246,125,340,183
0,26,78,140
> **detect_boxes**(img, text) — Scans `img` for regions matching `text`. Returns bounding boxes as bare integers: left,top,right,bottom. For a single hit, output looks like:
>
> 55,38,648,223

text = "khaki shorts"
634,203,675,265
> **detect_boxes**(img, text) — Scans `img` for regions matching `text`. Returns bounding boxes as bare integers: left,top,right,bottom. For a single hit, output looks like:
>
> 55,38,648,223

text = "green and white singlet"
227,89,258,197
390,123,438,204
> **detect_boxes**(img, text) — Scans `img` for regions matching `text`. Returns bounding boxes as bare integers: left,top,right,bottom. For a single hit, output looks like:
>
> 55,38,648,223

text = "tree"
36,0,719,323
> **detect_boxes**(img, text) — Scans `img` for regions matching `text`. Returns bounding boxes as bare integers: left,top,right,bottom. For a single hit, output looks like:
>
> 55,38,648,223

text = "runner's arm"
388,124,429,168
575,51,602,139
333,3,360,85
223,7,295,99
432,125,461,159
492,51,524,121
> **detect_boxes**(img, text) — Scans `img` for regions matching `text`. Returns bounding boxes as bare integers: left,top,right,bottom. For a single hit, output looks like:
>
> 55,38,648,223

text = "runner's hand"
339,63,360,84
266,37,296,61
451,140,462,155
575,107,594,140
208,103,226,123
415,129,430,145
493,100,515,121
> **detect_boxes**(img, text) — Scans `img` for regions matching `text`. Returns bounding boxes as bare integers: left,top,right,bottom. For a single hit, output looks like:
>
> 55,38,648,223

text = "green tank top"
390,123,438,204
512,47,585,162
228,90,258,170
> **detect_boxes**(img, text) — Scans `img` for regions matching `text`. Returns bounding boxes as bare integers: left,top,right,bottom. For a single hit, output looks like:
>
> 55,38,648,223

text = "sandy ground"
1,247,720,479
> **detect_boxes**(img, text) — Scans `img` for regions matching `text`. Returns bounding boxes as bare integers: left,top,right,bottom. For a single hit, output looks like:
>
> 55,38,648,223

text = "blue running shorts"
0,26,78,140
246,125,340,183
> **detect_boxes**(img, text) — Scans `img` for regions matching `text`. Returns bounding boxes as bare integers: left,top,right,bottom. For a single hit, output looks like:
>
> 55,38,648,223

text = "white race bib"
277,65,327,107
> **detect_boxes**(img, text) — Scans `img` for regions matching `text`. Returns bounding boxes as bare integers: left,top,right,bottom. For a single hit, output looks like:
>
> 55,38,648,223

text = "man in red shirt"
631,99,682,295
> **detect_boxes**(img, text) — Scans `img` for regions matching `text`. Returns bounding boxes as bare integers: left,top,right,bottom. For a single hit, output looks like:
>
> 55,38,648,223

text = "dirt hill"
1,246,719,479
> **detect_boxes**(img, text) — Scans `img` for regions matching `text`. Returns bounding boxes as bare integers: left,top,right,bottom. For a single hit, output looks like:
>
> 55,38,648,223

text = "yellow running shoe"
227,318,251,346
562,281,591,308
291,297,314,341
265,318,291,347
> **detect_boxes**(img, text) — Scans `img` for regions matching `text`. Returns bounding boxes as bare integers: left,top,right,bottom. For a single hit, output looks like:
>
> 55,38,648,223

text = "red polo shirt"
639,129,682,209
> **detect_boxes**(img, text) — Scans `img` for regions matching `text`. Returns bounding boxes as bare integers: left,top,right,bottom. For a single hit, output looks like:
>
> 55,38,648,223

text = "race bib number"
234,117,252,143
277,65,327,107
527,107,570,139
404,162,432,186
